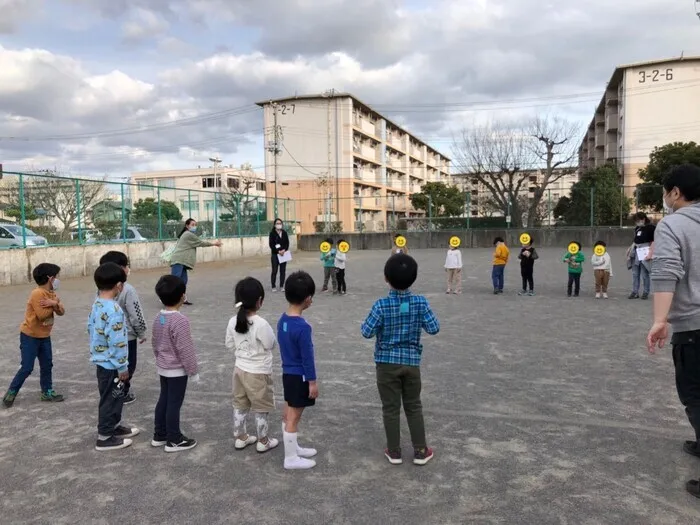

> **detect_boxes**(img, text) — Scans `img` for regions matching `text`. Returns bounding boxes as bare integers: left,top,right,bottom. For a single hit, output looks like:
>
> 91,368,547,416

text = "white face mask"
663,196,677,215
275,224,282,230
51,278,60,291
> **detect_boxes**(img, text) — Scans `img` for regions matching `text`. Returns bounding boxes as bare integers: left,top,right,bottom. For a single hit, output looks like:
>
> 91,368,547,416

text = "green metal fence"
295,185,666,234
0,171,297,248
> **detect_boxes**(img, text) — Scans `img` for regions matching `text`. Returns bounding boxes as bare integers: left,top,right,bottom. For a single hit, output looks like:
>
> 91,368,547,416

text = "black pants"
567,273,581,296
124,339,137,394
271,254,287,288
336,268,346,293
521,266,534,291
673,332,700,442
154,375,188,442
96,366,125,437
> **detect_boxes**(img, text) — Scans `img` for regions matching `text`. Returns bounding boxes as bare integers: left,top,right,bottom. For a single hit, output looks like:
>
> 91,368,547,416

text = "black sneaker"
684,440,700,458
628,293,639,299
413,447,434,466
3,390,17,408
123,392,136,405
384,448,402,465
95,436,132,451
183,300,193,306
114,425,140,439
641,293,649,300
165,436,197,453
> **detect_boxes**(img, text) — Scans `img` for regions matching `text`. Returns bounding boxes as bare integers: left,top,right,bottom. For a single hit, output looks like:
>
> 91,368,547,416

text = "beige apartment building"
256,92,451,233
579,55,700,196
130,166,267,222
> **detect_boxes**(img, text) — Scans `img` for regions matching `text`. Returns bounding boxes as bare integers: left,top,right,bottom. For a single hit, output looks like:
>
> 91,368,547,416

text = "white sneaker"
256,437,279,453
297,446,318,458
595,293,601,299
284,456,316,470
235,435,258,450
272,287,278,292
603,293,609,299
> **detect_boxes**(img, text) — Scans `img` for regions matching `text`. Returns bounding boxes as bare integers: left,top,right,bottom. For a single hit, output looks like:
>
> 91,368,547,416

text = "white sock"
283,431,316,470
283,431,298,459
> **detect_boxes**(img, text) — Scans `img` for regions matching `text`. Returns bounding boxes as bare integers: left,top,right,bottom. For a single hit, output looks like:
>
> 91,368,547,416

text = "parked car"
114,226,148,242
0,223,48,248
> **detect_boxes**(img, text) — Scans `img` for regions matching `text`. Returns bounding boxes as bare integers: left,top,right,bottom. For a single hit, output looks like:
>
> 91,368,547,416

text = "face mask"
275,224,282,230
635,222,644,227
663,197,676,215
51,278,60,291
188,226,197,233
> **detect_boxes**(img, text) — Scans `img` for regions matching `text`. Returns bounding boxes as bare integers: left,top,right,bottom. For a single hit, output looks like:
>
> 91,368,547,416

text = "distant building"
579,55,700,196
256,92,451,233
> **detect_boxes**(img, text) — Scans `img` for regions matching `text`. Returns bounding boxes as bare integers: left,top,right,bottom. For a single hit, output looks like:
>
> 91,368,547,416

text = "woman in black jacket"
269,218,290,291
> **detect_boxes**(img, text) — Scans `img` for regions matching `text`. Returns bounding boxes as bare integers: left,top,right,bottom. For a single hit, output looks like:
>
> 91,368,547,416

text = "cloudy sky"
0,0,698,179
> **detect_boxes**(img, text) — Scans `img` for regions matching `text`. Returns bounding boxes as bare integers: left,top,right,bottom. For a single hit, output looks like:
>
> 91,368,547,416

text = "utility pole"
209,156,222,237
267,102,283,219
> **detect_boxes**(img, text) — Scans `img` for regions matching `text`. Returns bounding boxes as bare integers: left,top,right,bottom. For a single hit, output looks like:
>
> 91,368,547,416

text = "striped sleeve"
170,313,199,376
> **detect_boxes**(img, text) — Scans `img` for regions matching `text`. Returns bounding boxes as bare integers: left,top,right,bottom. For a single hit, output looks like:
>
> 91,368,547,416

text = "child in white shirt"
334,240,347,295
226,277,279,453
591,241,613,299
444,243,463,294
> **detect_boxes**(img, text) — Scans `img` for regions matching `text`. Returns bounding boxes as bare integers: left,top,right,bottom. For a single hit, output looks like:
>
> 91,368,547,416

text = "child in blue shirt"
278,271,318,470
320,238,337,293
361,254,440,466
88,262,140,452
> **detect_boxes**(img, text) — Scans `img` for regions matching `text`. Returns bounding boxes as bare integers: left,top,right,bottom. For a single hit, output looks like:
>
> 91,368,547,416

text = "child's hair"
94,262,126,291
99,251,129,268
155,275,186,306
594,240,606,247
493,237,504,245
234,277,265,334
325,237,334,245
32,263,61,285
570,241,582,250
384,253,418,291
338,238,346,246
284,271,316,305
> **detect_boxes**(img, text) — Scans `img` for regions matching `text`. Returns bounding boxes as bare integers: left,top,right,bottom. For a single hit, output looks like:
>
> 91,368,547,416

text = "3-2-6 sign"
638,68,673,83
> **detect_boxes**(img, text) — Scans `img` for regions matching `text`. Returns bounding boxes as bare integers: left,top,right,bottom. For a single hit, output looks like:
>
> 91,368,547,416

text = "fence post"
619,186,624,227
19,172,27,248
213,192,219,238
76,179,83,245
358,195,363,234
465,193,471,230
590,186,595,227
256,197,261,236
428,195,433,231
547,189,552,227
120,183,127,240
187,189,192,218
157,186,163,241
236,194,242,237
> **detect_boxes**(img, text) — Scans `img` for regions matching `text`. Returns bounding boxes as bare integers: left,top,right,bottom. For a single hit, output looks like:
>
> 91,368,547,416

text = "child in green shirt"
320,238,337,293
562,242,585,297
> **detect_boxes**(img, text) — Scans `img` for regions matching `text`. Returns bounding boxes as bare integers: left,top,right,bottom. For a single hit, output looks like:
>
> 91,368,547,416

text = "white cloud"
121,7,169,42
0,0,42,33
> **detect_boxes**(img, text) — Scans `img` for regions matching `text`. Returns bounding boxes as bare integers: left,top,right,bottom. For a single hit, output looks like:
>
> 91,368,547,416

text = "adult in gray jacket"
647,164,700,498
170,218,222,305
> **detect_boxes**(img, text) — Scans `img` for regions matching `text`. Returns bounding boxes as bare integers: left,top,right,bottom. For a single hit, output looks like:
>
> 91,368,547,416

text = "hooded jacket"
651,202,700,332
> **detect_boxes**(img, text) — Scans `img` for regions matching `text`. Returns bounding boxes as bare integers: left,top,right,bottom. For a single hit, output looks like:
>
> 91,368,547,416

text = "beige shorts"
232,368,275,413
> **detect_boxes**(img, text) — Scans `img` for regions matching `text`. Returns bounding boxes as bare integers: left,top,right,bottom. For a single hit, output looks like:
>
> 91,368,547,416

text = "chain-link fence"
0,171,297,248
295,185,666,234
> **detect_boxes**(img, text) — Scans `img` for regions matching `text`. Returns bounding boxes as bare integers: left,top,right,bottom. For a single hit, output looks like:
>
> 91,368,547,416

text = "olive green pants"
376,363,426,451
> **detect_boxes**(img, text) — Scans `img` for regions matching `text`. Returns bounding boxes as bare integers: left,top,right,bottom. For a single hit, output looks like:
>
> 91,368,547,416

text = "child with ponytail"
225,277,279,453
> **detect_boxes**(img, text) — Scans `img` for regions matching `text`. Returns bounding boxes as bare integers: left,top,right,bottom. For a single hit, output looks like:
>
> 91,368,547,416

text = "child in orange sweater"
492,237,509,294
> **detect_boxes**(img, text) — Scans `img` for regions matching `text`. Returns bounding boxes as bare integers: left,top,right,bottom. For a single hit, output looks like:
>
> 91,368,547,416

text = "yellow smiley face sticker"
449,236,461,248
519,233,531,246
395,236,406,248
338,241,350,253
568,242,580,255
594,244,606,256
320,241,331,253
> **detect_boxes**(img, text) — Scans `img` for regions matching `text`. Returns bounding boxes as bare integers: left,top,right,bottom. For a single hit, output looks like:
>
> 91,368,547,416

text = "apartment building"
130,166,267,221
256,92,451,233
454,168,579,223
579,55,700,196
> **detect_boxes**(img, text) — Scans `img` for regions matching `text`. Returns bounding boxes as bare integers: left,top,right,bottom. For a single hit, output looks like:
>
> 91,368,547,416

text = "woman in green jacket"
170,218,222,305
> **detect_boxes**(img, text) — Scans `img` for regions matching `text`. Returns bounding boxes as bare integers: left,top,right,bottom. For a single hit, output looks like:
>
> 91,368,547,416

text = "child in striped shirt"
151,275,200,453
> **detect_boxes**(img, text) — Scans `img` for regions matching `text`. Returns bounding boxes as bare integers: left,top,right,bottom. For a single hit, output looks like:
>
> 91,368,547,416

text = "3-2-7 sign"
638,68,673,83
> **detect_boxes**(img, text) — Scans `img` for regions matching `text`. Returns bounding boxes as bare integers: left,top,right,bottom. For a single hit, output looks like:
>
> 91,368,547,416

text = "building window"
202,176,222,188
159,178,175,188
180,199,200,212
137,179,153,189
256,182,266,191
227,178,240,189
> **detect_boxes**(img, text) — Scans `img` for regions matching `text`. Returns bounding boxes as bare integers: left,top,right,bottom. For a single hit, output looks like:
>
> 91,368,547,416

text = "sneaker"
95,436,132,451
165,436,197,453
321,287,329,293
151,434,167,447
114,425,140,439
183,300,193,306
297,446,318,458
40,390,64,402
123,392,136,405
341,291,346,295
493,290,499,295
595,293,601,299
573,294,579,298
384,448,403,465
272,287,278,292
284,456,316,470
518,290,526,296
683,440,700,458
256,437,279,453
2,390,17,408
528,291,535,296
234,435,258,450
603,293,609,299
641,293,649,300
413,447,434,466
628,293,639,299
446,290,451,294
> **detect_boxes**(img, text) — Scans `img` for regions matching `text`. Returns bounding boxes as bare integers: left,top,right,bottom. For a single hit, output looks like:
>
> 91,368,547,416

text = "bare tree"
218,163,259,219
452,116,579,228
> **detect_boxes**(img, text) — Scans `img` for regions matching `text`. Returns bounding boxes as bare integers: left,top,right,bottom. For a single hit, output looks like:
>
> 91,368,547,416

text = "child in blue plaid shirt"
361,253,440,466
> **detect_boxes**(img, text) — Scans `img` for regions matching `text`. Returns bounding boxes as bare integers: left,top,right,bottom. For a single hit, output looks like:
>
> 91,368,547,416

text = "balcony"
595,113,604,127
606,112,618,131
361,144,379,161
595,131,605,149
605,140,617,161
409,144,424,159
